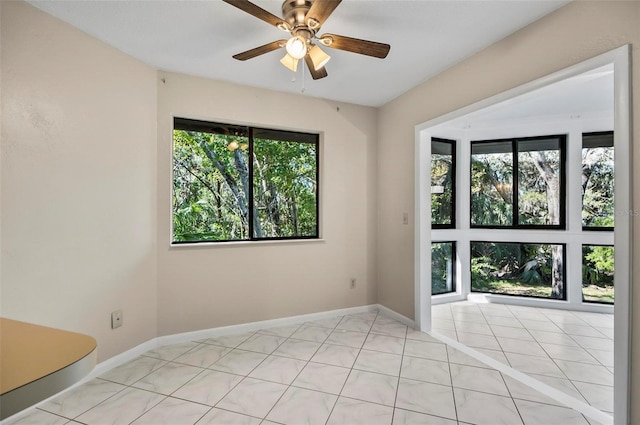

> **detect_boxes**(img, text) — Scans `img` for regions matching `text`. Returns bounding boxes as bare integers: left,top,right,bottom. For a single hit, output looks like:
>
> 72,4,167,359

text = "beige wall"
376,0,639,420
0,1,158,361
156,73,378,336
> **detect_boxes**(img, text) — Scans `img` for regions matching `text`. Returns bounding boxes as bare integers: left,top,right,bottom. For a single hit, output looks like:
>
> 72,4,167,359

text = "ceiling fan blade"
306,0,343,27
222,0,286,28
232,40,286,61
320,33,390,59
304,55,328,80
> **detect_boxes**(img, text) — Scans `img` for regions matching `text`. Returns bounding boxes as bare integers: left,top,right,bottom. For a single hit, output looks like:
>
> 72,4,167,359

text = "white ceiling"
28,0,569,107
448,64,614,129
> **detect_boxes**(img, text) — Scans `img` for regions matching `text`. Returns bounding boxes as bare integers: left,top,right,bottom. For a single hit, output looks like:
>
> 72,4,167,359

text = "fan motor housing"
282,0,315,34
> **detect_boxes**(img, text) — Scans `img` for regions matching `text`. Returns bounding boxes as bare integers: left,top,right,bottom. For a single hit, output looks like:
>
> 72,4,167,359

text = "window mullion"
248,127,255,240
512,140,519,227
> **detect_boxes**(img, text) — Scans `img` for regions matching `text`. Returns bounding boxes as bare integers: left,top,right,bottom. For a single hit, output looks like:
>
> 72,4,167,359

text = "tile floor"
431,301,613,416
6,304,613,425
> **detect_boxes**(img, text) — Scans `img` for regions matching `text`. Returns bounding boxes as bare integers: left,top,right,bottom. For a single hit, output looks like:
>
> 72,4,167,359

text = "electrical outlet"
350,278,356,289
111,310,123,329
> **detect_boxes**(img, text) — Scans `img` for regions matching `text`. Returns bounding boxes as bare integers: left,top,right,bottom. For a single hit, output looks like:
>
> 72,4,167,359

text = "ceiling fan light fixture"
308,45,331,70
280,53,299,72
285,36,307,59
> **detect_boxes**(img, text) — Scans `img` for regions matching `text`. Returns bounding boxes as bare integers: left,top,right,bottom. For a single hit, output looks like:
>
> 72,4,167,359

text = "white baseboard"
376,304,416,328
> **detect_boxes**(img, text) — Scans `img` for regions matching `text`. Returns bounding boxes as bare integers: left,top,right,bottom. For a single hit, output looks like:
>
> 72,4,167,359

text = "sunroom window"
470,135,566,229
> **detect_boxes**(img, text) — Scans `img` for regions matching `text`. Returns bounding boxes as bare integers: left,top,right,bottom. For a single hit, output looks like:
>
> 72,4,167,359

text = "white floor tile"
236,334,286,354
99,356,167,386
325,329,367,348
539,342,599,364
75,387,165,425
392,408,457,425
247,355,307,384
172,369,243,406
203,332,254,348
39,378,125,418
311,343,359,368
497,337,548,357
216,378,287,418
504,352,565,378
5,409,69,425
456,331,502,351
514,398,590,425
450,363,510,396
341,369,398,406
327,397,393,425
290,325,332,343
131,397,210,425
257,324,301,338
528,330,581,347
572,381,614,412
401,356,451,386
570,335,613,352
554,360,614,386
173,343,231,368
209,349,268,375
197,408,261,425
132,362,203,395
454,388,523,425
403,339,448,362
489,325,534,340
293,362,350,394
266,386,337,425
395,378,456,420
144,342,200,361
272,339,321,360
362,333,405,354
353,349,402,376
336,316,374,333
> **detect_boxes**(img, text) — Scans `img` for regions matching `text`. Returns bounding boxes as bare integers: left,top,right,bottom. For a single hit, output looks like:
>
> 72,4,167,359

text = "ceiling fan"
222,0,391,80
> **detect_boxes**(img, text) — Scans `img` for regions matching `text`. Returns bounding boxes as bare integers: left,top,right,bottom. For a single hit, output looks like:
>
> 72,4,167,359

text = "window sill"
169,238,326,249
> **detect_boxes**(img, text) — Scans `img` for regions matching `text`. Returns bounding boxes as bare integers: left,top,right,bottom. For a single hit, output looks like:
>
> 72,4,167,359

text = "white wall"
376,0,640,421
0,1,158,361
156,73,378,336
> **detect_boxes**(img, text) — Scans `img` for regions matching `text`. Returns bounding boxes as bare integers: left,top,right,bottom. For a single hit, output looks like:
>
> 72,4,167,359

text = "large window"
582,132,614,229
172,118,319,243
471,241,566,300
432,242,456,295
431,138,456,228
471,135,565,229
582,244,614,304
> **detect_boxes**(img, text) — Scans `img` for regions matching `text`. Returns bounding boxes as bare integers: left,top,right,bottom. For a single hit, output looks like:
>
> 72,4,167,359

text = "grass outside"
472,279,614,304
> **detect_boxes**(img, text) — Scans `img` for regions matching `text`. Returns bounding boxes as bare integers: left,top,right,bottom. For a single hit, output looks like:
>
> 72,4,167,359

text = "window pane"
431,139,455,227
582,245,614,304
471,142,513,226
432,242,456,295
253,133,318,238
582,132,614,228
517,139,561,225
173,127,250,242
471,241,565,299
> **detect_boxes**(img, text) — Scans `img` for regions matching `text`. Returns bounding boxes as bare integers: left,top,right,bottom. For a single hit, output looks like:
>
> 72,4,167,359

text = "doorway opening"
415,45,631,424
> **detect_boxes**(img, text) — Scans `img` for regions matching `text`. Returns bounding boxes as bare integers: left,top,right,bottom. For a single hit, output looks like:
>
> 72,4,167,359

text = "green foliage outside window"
431,139,455,227
432,242,455,295
582,245,614,304
172,119,318,243
582,132,614,228
471,242,564,299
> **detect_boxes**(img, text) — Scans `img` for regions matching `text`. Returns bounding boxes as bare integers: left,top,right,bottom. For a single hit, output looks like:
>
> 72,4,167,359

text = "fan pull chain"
301,59,306,94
